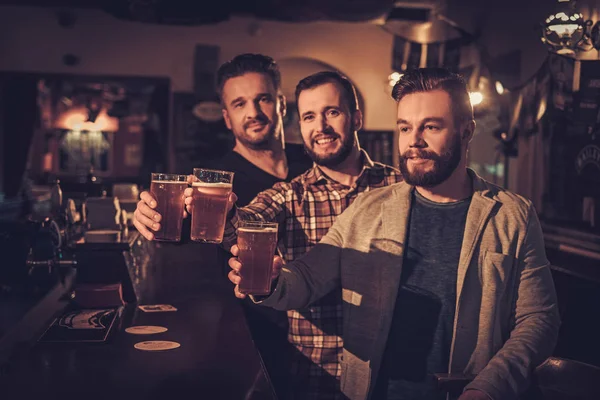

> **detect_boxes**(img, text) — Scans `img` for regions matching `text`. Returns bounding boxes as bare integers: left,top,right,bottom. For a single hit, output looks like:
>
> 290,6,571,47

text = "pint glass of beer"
149,173,188,242
190,168,234,243
237,221,278,295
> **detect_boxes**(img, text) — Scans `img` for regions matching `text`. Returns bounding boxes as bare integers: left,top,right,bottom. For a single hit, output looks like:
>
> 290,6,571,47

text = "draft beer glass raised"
190,168,234,243
149,173,187,242
237,221,278,295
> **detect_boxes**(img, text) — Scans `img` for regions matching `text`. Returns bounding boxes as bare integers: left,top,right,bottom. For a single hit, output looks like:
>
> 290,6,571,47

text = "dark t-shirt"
205,144,311,397
375,190,471,400
209,144,311,277
181,144,311,240
210,144,311,206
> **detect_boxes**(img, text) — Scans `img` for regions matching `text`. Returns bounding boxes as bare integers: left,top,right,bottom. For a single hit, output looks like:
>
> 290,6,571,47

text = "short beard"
236,121,278,150
398,133,462,187
304,132,355,168
237,134,272,150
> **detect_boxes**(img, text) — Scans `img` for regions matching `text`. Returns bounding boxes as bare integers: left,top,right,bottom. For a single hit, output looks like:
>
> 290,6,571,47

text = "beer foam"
238,227,278,233
192,182,232,188
151,180,187,184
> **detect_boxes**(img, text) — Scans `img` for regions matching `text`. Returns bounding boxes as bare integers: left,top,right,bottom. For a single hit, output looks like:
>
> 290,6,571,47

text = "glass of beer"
190,168,234,243
237,221,278,295
149,173,188,242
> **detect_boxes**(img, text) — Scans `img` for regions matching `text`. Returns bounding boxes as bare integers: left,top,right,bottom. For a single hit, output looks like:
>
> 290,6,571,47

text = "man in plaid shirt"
218,71,402,399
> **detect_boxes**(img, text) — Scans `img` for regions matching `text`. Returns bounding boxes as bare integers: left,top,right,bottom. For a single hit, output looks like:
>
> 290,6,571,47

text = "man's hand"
133,191,162,241
458,389,491,400
183,174,195,217
228,244,283,299
183,187,193,217
183,185,237,217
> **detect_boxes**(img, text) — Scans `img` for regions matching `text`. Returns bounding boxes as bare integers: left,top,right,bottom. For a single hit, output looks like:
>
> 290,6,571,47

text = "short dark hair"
295,71,359,114
216,53,281,101
392,68,473,125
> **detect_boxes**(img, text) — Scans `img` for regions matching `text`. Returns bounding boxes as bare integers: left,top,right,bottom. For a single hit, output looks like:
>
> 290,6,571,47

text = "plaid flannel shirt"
223,151,402,399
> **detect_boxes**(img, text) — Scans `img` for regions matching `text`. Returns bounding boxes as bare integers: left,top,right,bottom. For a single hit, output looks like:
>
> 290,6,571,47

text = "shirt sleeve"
222,181,290,251
253,190,361,310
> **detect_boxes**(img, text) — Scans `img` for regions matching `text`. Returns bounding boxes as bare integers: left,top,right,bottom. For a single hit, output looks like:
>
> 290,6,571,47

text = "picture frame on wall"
173,92,205,147
172,92,232,173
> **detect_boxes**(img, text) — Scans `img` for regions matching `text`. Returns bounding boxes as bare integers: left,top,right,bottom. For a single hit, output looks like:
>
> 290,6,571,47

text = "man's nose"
408,129,426,148
247,100,265,119
316,114,331,133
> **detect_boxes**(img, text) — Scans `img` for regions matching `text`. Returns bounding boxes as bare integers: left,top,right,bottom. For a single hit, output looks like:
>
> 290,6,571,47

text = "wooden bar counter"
0,232,276,400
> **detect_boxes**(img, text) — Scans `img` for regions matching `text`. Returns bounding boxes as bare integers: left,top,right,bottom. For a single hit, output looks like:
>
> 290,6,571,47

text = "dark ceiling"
0,0,397,24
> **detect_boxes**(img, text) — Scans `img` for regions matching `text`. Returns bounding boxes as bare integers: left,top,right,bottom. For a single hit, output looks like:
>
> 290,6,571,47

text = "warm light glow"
536,97,547,121
54,106,119,132
469,92,483,106
388,72,404,87
541,2,588,55
556,47,576,55
548,23,580,35
495,81,505,95
389,72,403,81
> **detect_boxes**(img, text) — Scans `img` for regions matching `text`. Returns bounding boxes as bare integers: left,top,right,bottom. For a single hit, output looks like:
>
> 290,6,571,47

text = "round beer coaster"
125,325,168,335
134,341,181,351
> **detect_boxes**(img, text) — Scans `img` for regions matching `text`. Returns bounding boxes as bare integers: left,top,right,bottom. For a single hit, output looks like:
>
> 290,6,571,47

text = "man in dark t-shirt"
134,54,311,398
208,54,312,397
209,143,311,399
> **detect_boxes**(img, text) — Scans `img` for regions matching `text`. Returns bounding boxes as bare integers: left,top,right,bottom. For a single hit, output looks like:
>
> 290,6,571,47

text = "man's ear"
222,108,232,130
352,109,363,132
279,94,287,118
462,120,476,143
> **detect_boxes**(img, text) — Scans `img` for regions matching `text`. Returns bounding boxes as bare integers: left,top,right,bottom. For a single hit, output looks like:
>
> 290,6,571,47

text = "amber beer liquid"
190,169,234,243
150,174,188,242
237,222,278,295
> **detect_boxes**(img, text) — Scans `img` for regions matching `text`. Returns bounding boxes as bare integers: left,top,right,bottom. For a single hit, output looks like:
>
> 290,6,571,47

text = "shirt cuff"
248,277,280,304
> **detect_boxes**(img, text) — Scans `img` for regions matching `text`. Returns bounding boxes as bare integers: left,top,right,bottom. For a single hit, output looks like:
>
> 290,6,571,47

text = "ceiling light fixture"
541,0,599,56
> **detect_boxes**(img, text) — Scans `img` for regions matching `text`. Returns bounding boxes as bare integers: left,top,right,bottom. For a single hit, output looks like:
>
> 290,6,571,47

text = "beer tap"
25,180,77,281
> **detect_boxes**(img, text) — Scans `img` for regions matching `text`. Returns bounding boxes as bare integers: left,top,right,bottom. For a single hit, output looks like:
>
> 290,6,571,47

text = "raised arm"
228,193,360,310
221,182,290,250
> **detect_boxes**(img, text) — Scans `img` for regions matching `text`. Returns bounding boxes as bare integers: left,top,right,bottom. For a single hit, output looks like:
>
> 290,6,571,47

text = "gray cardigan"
257,170,561,400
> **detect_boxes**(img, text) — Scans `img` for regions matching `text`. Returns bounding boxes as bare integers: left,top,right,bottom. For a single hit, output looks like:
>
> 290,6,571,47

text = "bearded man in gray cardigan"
228,68,560,400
